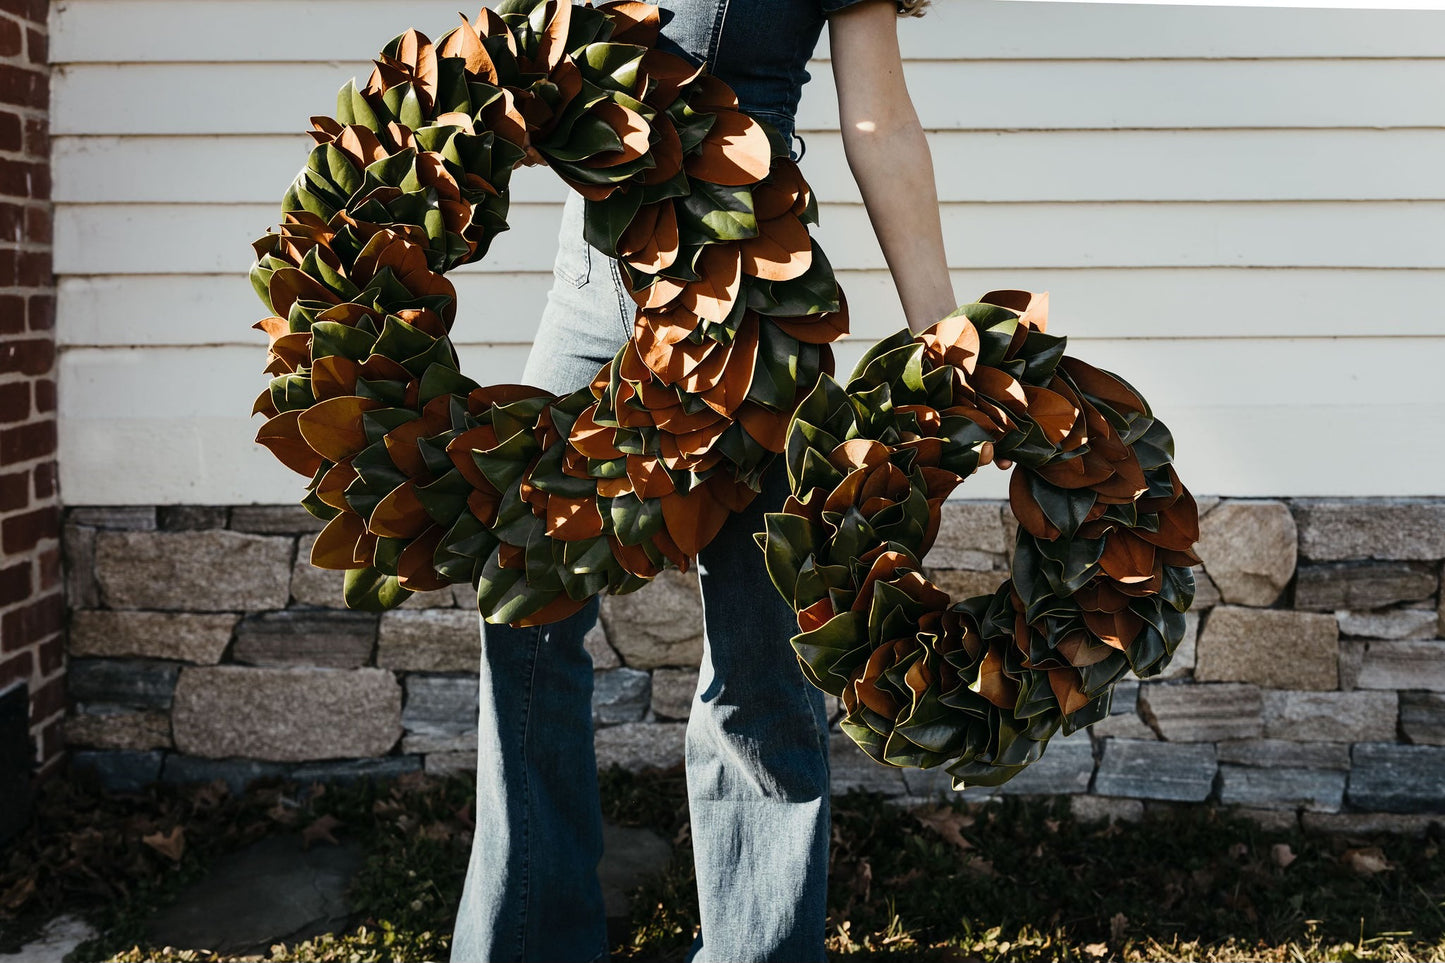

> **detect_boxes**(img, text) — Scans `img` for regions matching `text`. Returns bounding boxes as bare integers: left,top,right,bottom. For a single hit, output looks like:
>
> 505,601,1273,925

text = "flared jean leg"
683,457,833,963
450,595,611,963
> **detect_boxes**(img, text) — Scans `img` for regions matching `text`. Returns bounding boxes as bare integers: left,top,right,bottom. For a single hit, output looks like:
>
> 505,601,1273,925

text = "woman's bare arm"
828,1,955,335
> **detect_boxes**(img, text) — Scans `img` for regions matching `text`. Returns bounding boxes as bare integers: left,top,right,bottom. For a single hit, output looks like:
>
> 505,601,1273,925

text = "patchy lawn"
2,765,1443,962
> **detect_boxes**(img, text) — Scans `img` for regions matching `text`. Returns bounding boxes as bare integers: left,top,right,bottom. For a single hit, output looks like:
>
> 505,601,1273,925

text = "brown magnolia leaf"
255,410,324,477
685,110,771,186
301,813,342,850
297,395,383,463
141,825,185,862
368,480,433,539
311,511,370,570
912,805,975,852
1342,846,1392,875
599,0,661,47
738,214,812,282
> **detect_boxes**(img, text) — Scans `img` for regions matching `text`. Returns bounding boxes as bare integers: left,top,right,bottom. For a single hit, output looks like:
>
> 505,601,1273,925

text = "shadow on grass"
2,764,1443,961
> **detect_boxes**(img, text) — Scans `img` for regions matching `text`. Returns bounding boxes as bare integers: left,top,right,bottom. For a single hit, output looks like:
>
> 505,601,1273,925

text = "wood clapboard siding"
50,0,1445,503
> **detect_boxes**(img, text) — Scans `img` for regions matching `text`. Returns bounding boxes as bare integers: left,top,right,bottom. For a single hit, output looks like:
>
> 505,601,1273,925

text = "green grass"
2,764,1443,961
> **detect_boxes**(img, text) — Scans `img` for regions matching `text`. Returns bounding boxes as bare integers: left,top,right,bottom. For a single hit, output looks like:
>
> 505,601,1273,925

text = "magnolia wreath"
248,0,1200,787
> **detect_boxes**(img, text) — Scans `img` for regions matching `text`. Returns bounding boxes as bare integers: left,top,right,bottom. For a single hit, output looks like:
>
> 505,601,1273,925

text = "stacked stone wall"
60,498,1445,833
0,0,58,781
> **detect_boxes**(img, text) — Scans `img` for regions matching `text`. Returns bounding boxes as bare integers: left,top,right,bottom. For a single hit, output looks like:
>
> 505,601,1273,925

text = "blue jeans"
449,193,833,963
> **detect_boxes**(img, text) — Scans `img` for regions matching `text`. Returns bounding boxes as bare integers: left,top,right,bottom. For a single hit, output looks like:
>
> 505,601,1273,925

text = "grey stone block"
157,506,228,531
1191,565,1221,608
232,609,377,668
933,499,1008,562
926,568,1007,602
593,667,651,725
1070,795,1144,824
1230,808,1301,832
584,623,620,670
900,764,969,802
1295,498,1445,561
1138,682,1262,742
1295,561,1439,611
289,755,423,785
62,708,172,751
68,610,237,664
1348,743,1445,813
424,751,476,776
171,665,402,762
160,755,292,795
650,668,698,720
229,505,327,535
1219,765,1345,812
1338,609,1438,640
1402,691,1445,746
69,749,165,793
595,721,686,771
600,569,703,669
1215,739,1351,770
1358,640,1445,691
1339,640,1367,692
376,609,481,672
95,530,293,611
68,658,179,710
1261,690,1398,743
1196,500,1297,606
290,533,344,608
997,731,1094,796
63,524,99,609
401,675,478,753
67,507,156,530
1093,739,1217,801
1195,607,1338,690
828,733,907,796
1302,811,1445,836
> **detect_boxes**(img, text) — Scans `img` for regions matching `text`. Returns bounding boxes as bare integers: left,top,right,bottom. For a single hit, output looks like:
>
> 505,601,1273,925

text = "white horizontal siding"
55,268,1445,348
54,129,1445,203
50,0,1445,504
58,338,1445,504
53,201,1445,274
49,0,1445,62
52,59,1445,135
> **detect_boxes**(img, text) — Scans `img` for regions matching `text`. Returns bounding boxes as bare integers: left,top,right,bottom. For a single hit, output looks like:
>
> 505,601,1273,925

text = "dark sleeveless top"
651,0,883,149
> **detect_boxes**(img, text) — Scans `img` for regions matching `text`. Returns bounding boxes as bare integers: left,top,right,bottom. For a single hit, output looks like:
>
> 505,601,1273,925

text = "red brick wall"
0,0,58,781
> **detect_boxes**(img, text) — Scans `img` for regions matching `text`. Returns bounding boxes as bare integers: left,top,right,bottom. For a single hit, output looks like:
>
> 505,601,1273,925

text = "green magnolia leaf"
344,566,413,612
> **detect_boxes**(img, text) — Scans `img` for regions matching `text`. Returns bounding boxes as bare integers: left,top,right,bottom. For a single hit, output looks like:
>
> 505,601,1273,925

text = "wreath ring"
764,290,1201,786
248,0,1199,786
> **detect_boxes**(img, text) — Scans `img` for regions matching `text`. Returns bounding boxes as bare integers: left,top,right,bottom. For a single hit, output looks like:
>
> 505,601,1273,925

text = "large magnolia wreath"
249,0,1199,786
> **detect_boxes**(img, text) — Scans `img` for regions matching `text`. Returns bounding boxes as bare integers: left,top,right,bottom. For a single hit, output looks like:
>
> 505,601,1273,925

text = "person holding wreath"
449,1,960,960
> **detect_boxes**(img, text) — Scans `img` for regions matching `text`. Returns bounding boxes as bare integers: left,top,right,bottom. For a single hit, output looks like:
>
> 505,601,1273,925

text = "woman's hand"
828,1,956,336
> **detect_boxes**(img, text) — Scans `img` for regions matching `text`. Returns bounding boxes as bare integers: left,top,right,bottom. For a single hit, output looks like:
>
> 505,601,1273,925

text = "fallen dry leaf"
141,825,185,862
1271,842,1297,869
301,813,342,849
1083,942,1109,959
912,805,976,852
1110,911,1129,944
1342,846,1392,875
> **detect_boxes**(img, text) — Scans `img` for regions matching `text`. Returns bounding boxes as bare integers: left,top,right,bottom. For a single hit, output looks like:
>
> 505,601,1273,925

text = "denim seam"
609,256,633,342
515,621,545,960
705,0,732,70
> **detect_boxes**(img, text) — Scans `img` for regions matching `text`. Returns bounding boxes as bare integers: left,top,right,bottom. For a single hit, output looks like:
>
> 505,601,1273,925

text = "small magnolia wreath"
764,291,1201,786
249,0,1199,785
